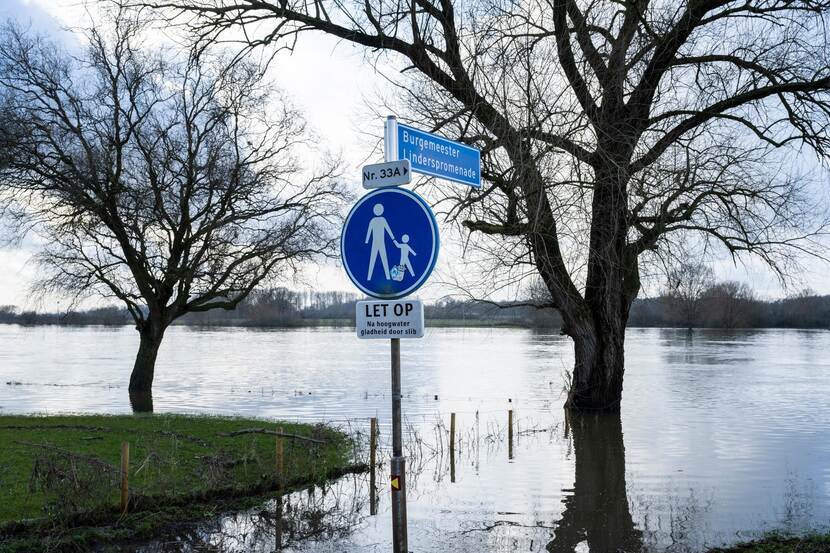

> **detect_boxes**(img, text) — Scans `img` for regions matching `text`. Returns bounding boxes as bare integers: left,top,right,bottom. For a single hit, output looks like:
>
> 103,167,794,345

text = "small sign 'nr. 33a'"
362,159,411,189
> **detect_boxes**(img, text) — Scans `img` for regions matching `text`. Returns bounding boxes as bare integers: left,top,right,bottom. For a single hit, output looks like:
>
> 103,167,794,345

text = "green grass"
708,533,830,552
0,414,354,525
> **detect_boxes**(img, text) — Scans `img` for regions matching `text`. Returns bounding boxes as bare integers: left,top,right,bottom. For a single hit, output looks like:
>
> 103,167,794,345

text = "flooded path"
2,326,829,551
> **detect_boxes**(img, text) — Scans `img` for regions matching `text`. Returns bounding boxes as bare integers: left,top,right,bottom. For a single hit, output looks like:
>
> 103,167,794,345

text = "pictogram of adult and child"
365,203,416,282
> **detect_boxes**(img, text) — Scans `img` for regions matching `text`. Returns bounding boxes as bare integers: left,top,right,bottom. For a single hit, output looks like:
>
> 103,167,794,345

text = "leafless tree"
702,280,755,328
783,286,819,324
662,261,714,328
130,0,830,410
0,13,345,410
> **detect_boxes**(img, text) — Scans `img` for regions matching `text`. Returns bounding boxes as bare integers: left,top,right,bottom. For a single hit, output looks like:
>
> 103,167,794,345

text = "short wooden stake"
508,409,514,460
120,441,129,514
276,426,285,489
275,426,285,550
370,418,378,471
449,413,456,453
475,410,481,472
450,412,456,483
370,417,378,515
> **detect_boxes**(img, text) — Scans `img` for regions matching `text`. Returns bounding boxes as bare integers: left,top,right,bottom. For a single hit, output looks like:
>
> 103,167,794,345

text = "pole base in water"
390,455,408,553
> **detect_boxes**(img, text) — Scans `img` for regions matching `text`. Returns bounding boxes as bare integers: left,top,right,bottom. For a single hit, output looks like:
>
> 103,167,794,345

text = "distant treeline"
0,289,560,328
0,305,130,326
630,286,830,329
0,284,828,329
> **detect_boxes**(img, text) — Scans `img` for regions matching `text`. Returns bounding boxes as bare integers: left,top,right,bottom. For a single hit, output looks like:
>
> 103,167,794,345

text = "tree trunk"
564,158,633,412
565,319,626,411
128,321,165,412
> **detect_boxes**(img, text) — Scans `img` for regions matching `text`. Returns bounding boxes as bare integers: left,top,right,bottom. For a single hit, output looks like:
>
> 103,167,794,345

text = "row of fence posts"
363,408,516,500
447,409,515,464
115,411,515,545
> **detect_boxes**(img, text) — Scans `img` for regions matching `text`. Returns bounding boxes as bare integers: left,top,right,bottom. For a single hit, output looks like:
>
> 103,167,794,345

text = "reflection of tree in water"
547,413,642,553
132,473,370,553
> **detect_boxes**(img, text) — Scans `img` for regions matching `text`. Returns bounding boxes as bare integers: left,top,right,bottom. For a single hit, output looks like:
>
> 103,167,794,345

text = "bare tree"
702,280,755,328
662,261,714,328
0,13,344,410
133,0,830,410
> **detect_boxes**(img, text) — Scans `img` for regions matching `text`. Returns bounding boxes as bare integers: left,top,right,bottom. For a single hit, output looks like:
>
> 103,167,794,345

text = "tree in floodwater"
130,0,830,410
0,14,344,411
663,262,714,329
701,281,756,328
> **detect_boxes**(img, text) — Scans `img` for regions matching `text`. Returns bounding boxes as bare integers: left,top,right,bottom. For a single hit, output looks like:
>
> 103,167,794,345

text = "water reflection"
4,326,830,551
126,474,371,553
125,412,646,553
548,412,642,552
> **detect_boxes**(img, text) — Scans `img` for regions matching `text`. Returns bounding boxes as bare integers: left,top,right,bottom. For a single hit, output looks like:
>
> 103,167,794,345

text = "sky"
0,0,828,309
0,0,380,307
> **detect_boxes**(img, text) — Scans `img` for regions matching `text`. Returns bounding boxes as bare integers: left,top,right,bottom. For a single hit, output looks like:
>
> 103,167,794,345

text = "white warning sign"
356,299,424,339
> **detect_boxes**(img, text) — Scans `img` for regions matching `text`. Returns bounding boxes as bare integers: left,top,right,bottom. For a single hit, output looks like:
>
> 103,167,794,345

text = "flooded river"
1,325,829,552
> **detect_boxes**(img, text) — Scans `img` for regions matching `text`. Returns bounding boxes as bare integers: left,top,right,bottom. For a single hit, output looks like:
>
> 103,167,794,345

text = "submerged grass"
0,414,358,551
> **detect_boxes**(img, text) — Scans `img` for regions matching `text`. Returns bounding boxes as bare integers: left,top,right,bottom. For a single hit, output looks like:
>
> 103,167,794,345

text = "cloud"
1,0,62,33
0,249,35,306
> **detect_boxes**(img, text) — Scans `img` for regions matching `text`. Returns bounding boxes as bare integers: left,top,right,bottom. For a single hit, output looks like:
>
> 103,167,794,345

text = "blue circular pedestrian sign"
341,187,440,299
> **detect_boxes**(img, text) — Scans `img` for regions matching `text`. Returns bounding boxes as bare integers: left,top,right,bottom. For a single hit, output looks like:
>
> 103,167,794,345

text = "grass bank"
0,414,361,552
708,533,830,552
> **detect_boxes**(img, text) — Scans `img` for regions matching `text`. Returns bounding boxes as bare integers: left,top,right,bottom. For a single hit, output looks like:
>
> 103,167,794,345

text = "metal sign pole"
384,115,408,553
385,115,398,165
390,338,407,553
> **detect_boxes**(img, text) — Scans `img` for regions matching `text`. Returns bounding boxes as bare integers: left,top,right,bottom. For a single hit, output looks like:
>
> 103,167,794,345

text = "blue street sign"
396,123,481,188
341,187,440,299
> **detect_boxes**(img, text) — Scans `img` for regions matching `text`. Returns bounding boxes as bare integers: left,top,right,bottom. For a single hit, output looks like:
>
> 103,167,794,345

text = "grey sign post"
342,115,477,553
384,115,408,553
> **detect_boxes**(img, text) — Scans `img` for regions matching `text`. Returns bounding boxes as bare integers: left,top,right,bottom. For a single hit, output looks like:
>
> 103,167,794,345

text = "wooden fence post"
449,413,456,454
370,417,378,515
275,426,285,550
120,442,129,514
276,426,285,488
449,412,456,483
370,418,378,473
